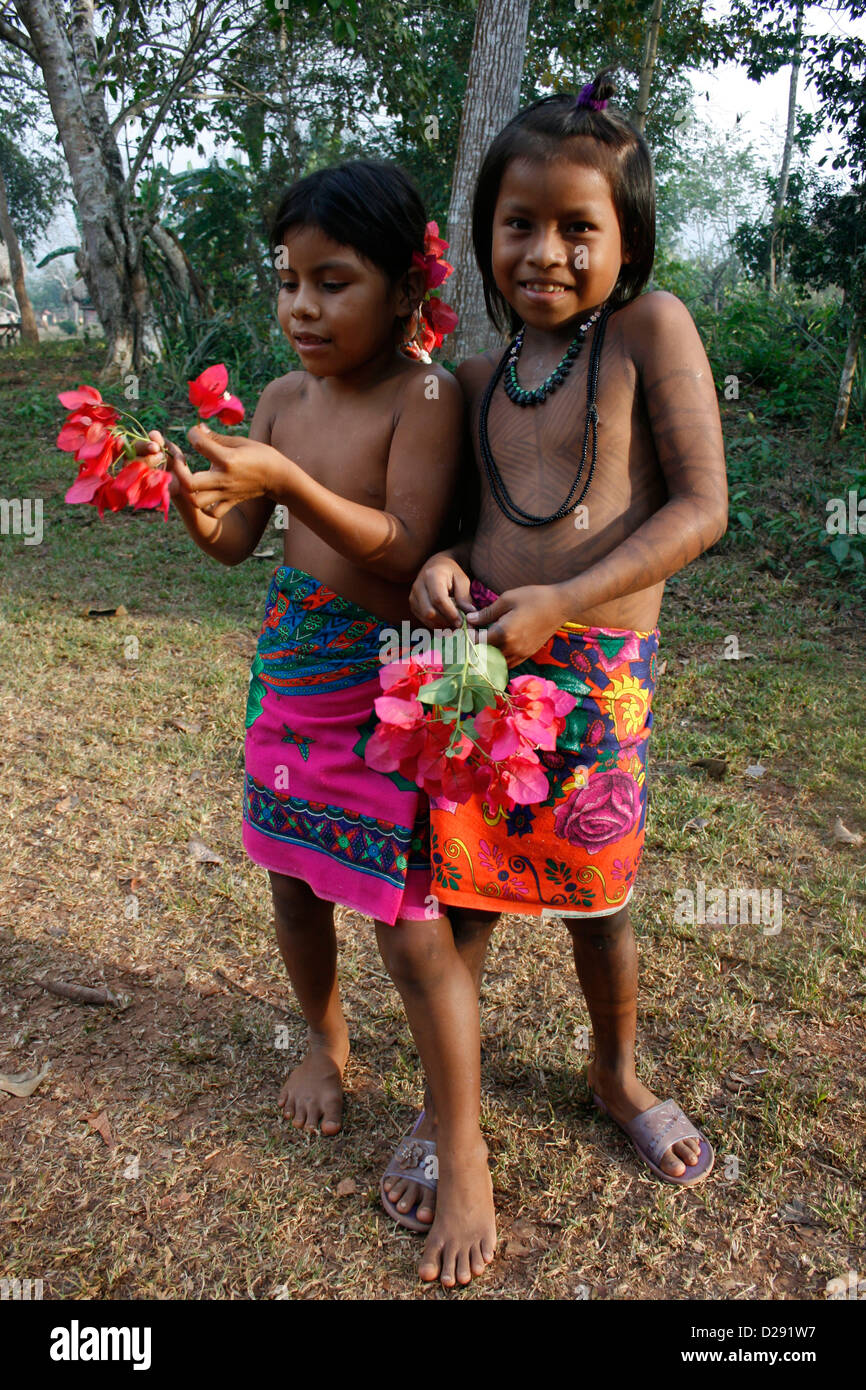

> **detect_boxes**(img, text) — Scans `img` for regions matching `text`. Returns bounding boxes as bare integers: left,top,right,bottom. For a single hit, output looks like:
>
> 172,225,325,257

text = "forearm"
172,491,255,567
267,457,422,584
554,495,727,617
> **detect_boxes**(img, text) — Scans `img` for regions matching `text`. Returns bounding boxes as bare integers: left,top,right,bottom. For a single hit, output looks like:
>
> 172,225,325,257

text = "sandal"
380,1110,437,1233
592,1091,715,1186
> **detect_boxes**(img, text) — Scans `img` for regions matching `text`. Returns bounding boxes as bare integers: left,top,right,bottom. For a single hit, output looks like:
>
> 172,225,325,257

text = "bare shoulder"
455,347,504,408
616,291,701,358
395,359,463,418
260,370,306,410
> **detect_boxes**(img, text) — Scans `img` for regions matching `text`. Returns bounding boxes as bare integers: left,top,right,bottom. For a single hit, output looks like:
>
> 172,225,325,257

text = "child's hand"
465,584,568,667
410,551,474,629
133,430,193,499
183,424,289,518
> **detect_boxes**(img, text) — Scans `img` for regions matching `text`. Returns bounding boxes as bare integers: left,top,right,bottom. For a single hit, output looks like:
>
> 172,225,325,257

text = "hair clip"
576,83,608,111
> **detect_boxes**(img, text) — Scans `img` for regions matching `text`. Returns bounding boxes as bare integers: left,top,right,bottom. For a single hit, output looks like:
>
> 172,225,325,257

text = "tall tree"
0,160,38,342
769,0,804,291
633,0,664,134
2,1,263,377
445,0,531,359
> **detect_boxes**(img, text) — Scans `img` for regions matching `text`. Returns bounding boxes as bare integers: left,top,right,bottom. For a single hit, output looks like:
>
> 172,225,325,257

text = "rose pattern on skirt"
553,769,641,852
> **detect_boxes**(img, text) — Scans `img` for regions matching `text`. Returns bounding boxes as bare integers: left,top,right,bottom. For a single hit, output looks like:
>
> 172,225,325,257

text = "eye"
505,217,530,230
567,222,591,234
321,281,347,292
278,282,295,293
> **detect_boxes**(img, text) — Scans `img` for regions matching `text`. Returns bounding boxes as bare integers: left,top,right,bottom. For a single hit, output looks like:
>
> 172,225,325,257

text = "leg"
567,906,702,1177
382,906,499,1224
376,914,496,1287
270,870,349,1136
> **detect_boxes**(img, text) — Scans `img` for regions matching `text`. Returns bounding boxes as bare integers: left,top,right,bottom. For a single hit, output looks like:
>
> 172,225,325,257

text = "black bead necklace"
479,304,612,528
504,303,604,406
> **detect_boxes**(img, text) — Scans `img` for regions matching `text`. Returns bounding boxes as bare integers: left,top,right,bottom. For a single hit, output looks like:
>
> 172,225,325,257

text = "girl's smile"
491,155,629,332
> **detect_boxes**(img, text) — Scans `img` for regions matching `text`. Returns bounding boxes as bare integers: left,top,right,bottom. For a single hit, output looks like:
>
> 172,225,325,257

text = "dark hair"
269,159,427,289
472,71,656,334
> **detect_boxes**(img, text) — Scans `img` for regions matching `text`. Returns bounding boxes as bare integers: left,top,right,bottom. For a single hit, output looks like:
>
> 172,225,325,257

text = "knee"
376,922,452,991
269,872,318,921
568,906,631,951
450,906,500,948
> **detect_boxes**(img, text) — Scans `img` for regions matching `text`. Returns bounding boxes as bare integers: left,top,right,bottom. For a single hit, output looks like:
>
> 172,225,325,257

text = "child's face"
491,155,628,329
275,225,414,374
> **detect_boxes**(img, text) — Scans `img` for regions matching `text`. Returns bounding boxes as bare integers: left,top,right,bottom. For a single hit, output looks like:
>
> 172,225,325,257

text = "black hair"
269,159,427,291
471,70,656,335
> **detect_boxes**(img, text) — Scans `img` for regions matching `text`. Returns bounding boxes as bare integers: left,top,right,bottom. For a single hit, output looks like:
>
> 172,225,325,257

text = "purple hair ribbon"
576,83,608,111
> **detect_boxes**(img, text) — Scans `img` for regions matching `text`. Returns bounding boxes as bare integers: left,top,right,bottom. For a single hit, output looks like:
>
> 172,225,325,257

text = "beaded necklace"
479,304,612,528
503,303,604,406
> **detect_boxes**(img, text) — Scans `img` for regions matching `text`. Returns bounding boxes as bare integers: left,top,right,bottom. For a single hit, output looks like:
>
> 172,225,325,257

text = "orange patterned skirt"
429,578,660,919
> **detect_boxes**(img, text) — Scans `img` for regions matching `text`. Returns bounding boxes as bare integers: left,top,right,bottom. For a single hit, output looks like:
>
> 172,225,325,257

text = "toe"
469,1242,485,1277
320,1101,342,1136
291,1102,307,1129
397,1181,420,1213
455,1246,473,1286
660,1146,686,1177
418,1239,444,1284
481,1234,496,1263
416,1193,436,1224
673,1139,699,1166
439,1242,458,1289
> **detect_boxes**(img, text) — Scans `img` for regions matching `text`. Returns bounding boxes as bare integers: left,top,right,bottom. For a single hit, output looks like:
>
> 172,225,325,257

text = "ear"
395,263,427,319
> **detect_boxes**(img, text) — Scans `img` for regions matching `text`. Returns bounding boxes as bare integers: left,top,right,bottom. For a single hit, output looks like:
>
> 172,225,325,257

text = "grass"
0,341,863,1300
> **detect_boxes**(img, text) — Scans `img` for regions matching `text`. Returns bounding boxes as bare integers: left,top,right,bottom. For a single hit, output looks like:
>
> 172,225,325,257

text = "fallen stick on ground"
38,979,123,1006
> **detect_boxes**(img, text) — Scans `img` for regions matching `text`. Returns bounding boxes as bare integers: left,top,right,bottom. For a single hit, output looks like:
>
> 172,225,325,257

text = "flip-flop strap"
624,1100,702,1167
382,1135,438,1189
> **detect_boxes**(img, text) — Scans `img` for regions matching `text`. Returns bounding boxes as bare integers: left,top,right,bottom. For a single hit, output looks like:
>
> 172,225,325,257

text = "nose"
290,283,319,321
526,225,567,270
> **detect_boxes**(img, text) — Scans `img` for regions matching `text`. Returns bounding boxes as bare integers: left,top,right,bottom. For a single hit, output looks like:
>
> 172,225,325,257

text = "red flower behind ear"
188,364,245,425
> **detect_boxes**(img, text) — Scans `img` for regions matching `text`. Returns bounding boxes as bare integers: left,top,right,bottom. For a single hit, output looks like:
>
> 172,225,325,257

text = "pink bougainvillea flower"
188,364,245,425
373,692,426,728
474,700,523,761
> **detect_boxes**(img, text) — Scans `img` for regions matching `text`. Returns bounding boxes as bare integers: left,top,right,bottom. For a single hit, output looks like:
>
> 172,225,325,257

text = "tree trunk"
445,0,530,361
633,0,664,134
830,310,862,442
13,0,163,378
769,0,804,292
0,164,39,345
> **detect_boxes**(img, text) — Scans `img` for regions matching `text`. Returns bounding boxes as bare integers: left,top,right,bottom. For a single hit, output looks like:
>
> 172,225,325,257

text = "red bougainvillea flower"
57,385,106,412
364,718,427,773
423,295,459,349
411,221,454,292
188,364,245,425
379,654,443,702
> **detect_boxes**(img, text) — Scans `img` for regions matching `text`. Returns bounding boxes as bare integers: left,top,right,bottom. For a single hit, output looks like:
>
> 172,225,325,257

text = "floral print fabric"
429,578,660,918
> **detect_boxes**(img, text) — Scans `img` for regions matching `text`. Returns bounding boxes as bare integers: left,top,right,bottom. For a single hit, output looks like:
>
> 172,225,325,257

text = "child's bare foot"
417,1135,496,1288
587,1061,703,1177
382,1089,437,1224
279,1029,349,1135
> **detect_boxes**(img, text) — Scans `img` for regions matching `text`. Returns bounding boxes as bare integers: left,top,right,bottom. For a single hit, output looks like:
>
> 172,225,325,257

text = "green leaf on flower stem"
471,643,508,689
459,687,474,712
418,676,460,704
460,718,478,741
440,708,460,723
463,676,498,710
